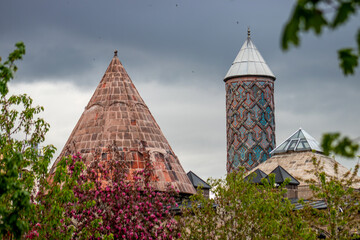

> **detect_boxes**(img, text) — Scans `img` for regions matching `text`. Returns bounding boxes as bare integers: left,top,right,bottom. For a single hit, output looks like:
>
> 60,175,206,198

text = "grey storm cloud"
2,0,358,88
0,0,295,84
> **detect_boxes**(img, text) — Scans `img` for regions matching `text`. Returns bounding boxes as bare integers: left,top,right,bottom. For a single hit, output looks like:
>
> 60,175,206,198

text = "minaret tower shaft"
224,30,276,173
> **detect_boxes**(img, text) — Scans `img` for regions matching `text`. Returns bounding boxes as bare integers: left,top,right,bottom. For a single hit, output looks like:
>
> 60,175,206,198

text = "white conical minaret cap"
224,29,275,81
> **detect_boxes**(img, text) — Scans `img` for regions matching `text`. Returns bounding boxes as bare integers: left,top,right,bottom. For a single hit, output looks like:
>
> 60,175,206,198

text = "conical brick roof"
50,51,196,195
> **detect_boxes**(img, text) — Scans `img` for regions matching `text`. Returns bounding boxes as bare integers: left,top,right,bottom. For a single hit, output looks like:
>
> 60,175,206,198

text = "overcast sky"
1,0,359,179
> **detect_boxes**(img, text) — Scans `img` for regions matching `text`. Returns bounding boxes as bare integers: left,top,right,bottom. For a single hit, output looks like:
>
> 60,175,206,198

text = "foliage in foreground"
179,133,360,240
282,0,360,75
299,133,360,240
26,153,85,239
0,42,56,239
178,171,316,240
30,147,180,240
300,157,360,239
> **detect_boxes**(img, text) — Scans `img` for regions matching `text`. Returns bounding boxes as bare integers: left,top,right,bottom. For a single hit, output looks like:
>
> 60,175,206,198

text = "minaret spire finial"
247,26,251,39
114,50,118,57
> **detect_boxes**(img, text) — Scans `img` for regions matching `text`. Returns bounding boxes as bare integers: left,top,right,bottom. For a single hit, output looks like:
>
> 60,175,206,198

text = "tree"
0,43,56,239
299,133,360,239
29,145,181,240
178,134,360,239
178,171,316,240
61,147,180,240
26,154,84,239
282,2,360,237
282,0,360,75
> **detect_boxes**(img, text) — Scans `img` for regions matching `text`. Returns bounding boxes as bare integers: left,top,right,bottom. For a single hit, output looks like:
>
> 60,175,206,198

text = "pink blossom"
60,154,180,239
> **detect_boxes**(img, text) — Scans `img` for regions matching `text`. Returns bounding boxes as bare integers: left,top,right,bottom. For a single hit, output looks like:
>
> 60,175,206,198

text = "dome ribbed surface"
50,54,196,195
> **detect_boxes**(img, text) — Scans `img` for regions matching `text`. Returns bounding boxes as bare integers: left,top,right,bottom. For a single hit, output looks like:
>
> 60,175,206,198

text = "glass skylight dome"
271,128,322,155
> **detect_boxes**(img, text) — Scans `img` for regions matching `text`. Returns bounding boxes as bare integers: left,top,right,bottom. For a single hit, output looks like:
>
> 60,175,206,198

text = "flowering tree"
29,144,181,240
64,147,180,240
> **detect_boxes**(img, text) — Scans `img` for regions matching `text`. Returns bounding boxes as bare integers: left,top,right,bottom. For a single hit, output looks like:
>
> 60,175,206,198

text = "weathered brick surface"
50,53,196,195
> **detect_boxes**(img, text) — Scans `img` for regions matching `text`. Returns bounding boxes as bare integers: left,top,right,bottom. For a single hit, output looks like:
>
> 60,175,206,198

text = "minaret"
50,51,196,195
224,29,276,173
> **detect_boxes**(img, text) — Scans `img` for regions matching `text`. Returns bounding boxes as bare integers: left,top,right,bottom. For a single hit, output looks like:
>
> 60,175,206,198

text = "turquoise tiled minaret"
224,30,276,173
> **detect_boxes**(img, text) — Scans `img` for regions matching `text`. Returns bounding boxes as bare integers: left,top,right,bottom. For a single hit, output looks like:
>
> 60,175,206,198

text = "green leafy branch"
0,42,25,96
0,42,56,239
282,0,360,75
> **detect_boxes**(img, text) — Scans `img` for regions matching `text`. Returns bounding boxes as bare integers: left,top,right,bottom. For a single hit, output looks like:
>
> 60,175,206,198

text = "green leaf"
306,9,327,34
0,42,26,96
282,17,300,50
282,1,327,50
282,5,302,50
332,2,356,28
321,132,359,158
338,48,359,75
357,28,360,55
